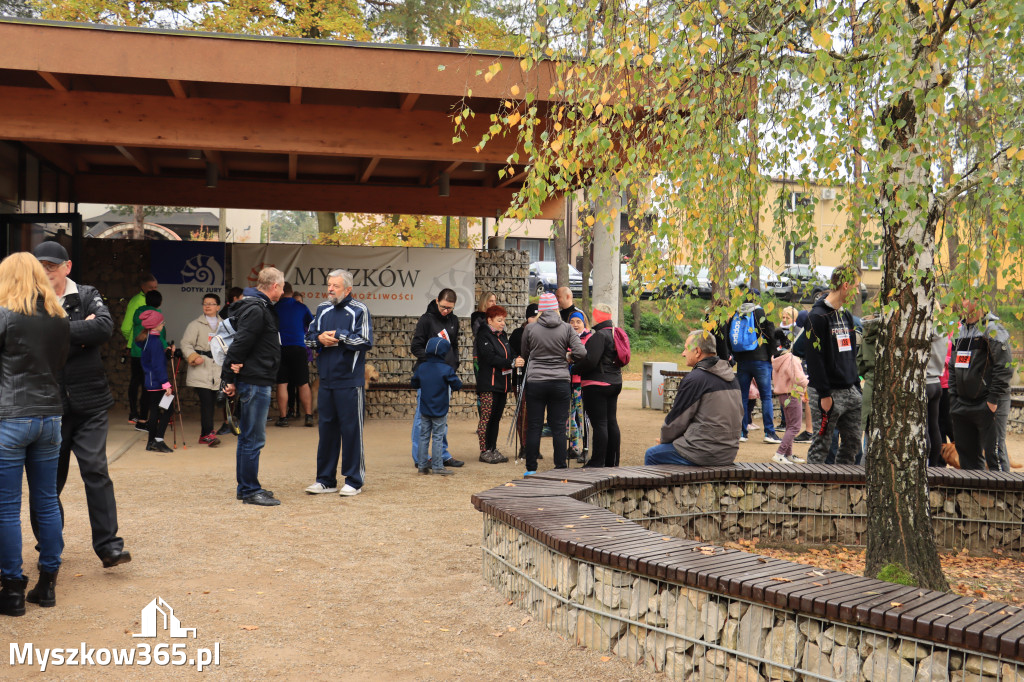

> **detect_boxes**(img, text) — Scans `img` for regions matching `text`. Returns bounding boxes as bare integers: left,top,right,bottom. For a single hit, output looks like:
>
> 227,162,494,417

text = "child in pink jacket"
771,349,809,464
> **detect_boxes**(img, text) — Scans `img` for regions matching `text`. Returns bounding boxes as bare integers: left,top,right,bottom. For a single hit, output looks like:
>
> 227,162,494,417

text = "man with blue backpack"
727,291,781,444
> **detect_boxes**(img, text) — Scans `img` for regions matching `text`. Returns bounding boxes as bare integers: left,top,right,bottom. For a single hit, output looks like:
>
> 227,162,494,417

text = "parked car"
656,264,700,299
777,264,868,303
528,261,590,297
697,266,779,299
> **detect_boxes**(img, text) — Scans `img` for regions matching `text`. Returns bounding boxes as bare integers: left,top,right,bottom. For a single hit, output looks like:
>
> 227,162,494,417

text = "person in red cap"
138,310,174,453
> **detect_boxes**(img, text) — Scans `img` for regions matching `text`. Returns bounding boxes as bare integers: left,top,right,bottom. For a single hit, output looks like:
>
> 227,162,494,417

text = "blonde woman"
471,291,497,338
0,252,70,616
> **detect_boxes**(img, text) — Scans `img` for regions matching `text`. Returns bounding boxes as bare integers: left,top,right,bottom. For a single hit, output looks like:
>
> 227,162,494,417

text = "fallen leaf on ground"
520,616,532,626
239,625,259,631
890,602,903,608
503,483,516,487
564,524,575,528
770,577,792,582
600,656,612,662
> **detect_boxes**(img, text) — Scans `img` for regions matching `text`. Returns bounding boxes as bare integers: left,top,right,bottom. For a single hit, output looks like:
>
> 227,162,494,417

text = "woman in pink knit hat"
138,310,174,453
519,293,587,475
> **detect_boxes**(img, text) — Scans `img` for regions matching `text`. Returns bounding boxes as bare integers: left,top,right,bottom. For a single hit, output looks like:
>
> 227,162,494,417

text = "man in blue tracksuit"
304,269,373,497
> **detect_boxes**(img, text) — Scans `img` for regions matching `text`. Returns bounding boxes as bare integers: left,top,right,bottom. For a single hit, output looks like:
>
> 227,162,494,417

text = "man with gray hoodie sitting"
520,293,587,475
645,330,742,466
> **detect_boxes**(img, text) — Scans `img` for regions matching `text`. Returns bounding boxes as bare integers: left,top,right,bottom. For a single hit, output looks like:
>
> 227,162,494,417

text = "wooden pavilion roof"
0,17,563,218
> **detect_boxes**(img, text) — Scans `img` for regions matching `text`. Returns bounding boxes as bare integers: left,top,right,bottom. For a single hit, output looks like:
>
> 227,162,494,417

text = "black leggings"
939,388,954,443
146,391,172,441
581,384,622,467
195,387,217,436
129,357,147,420
476,391,508,452
926,382,943,466
525,380,570,471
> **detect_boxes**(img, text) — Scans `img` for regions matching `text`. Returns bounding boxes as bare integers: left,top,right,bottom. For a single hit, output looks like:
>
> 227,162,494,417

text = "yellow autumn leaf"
1016,149,1024,161
585,215,595,226
507,112,521,126
719,0,729,14
484,71,495,83
642,54,654,67
600,91,611,104
510,84,520,96
812,28,831,50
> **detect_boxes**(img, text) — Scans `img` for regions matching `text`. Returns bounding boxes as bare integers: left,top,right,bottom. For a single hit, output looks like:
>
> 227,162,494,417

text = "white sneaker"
772,452,792,464
788,453,806,463
305,482,338,494
739,436,748,443
338,484,362,497
748,423,761,431
763,435,782,445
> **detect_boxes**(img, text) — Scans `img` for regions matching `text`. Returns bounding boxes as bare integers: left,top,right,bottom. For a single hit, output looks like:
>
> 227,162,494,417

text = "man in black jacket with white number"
33,242,131,569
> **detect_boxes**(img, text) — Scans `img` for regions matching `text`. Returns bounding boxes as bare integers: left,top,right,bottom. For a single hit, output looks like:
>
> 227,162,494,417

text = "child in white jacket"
771,349,810,464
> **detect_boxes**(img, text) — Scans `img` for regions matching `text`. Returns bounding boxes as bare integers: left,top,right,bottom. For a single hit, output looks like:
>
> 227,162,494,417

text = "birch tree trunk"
865,86,948,591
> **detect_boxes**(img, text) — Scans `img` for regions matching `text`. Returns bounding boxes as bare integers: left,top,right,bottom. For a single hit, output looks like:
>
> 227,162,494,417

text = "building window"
784,240,811,265
786,191,814,212
861,243,883,270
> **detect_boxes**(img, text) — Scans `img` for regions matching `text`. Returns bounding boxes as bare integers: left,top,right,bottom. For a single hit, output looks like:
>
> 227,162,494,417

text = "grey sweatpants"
807,386,862,465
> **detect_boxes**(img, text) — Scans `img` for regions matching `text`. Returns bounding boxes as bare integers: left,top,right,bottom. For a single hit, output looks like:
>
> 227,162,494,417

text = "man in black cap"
32,241,131,569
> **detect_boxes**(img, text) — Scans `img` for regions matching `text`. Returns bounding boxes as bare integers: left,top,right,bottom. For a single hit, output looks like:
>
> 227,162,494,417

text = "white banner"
230,244,476,317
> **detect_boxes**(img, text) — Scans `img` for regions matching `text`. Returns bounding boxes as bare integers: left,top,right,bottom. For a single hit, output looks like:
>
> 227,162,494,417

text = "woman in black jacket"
475,306,523,463
0,252,70,616
573,304,623,467
470,291,497,338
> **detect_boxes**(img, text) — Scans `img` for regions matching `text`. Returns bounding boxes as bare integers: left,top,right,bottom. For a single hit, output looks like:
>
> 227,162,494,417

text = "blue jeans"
411,389,451,464
236,382,272,499
0,416,64,578
417,414,448,471
736,360,778,438
644,442,695,466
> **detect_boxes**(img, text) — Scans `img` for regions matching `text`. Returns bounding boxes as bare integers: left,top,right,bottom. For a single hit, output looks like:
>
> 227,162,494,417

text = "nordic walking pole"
170,353,187,450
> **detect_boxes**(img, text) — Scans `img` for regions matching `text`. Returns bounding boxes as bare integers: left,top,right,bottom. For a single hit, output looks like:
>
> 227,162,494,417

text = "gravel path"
4,386,1018,679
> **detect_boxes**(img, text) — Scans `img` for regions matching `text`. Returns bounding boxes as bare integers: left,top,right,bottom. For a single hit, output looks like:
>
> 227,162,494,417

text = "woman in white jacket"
180,294,223,447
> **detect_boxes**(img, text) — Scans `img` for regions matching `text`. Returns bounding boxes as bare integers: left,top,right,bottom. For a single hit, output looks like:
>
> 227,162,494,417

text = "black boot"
0,576,29,617
26,566,58,608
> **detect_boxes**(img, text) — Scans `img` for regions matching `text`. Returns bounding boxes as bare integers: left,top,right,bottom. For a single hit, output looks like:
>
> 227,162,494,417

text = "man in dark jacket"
727,292,780,444
409,289,463,467
804,265,862,465
222,267,284,506
556,286,580,322
645,330,742,466
949,299,1014,470
33,242,131,568
304,269,373,496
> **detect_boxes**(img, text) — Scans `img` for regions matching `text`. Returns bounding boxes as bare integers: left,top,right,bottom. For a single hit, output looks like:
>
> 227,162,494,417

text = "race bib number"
502,369,513,376
437,329,450,341
955,350,971,369
836,332,852,352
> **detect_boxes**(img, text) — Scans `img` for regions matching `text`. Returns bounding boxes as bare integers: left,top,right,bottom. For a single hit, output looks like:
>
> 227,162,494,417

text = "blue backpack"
729,312,759,352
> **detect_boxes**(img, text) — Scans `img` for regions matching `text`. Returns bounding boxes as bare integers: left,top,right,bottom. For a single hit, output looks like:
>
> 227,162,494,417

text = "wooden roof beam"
37,71,70,92
288,153,298,180
23,141,76,175
289,86,302,105
114,145,154,175
0,85,523,164
167,79,189,98
399,93,419,112
203,149,228,177
72,173,563,218
359,157,380,183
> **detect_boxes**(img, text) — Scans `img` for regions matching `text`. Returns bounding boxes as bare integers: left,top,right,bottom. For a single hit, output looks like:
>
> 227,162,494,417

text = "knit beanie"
140,310,164,330
538,293,558,312
524,303,539,320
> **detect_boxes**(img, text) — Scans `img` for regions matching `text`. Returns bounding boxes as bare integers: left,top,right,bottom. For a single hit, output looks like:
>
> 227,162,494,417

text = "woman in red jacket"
475,305,523,463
